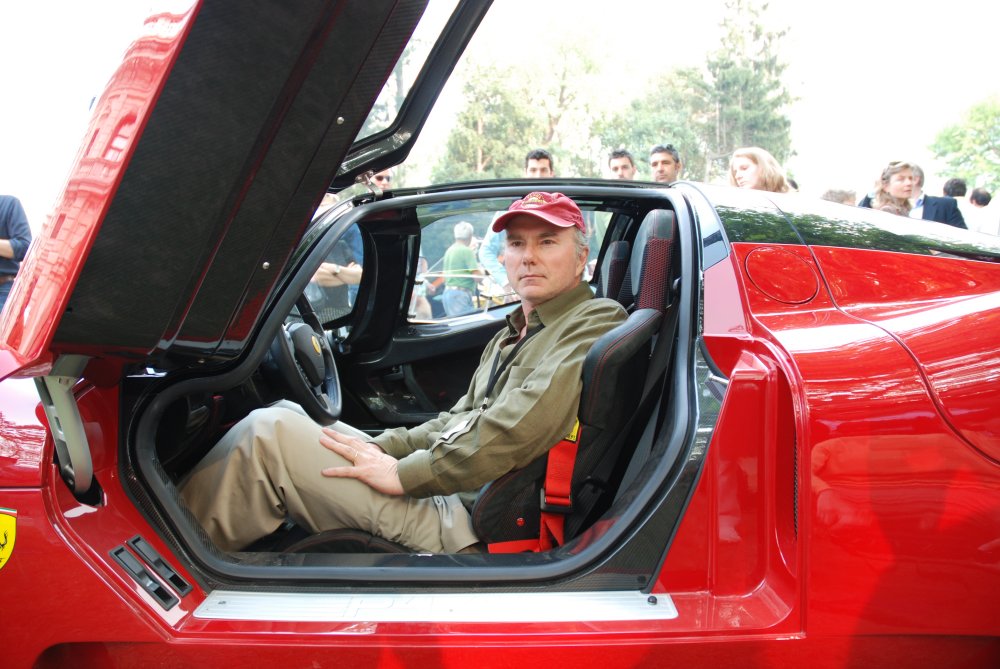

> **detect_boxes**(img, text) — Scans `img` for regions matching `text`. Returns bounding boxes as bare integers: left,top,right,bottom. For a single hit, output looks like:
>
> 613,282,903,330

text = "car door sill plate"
195,590,677,623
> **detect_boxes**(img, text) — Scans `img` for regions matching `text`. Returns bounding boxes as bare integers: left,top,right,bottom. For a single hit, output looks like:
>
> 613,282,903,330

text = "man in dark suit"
860,163,966,229
918,194,966,228
911,165,966,228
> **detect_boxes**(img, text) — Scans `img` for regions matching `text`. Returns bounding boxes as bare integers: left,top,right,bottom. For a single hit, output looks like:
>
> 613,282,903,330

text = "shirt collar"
505,281,593,335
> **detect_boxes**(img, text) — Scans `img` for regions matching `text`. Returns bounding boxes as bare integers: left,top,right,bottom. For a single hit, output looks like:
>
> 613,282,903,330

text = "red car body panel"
0,378,48,487
812,245,1000,460
697,243,1000,638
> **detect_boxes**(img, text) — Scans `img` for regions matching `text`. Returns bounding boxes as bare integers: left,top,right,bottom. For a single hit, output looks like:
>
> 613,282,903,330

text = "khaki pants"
178,403,479,553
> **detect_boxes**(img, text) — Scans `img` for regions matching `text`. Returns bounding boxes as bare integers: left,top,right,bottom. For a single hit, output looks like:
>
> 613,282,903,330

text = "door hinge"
35,354,93,495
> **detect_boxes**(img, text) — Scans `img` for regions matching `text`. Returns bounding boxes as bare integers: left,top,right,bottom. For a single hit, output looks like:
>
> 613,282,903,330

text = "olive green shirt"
372,281,627,504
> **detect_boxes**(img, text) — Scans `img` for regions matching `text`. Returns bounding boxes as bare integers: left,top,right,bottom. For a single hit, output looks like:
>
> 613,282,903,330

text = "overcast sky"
1,1,997,228
0,3,157,227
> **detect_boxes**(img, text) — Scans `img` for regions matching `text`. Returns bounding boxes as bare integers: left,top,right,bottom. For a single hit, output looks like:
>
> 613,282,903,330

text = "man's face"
525,158,554,179
503,215,587,314
886,169,915,199
609,157,636,180
650,152,681,183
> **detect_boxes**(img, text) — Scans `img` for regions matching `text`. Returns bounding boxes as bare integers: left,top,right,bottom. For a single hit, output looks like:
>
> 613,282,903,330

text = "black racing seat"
280,210,676,555
595,239,631,305
471,208,677,551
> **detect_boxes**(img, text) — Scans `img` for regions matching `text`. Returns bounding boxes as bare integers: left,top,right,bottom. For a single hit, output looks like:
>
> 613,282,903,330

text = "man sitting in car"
180,192,627,554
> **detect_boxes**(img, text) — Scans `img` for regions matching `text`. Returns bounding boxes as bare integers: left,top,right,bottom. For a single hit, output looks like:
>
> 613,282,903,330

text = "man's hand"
319,428,404,496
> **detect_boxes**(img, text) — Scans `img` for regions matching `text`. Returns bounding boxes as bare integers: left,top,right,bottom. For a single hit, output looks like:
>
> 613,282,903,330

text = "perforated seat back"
630,208,675,311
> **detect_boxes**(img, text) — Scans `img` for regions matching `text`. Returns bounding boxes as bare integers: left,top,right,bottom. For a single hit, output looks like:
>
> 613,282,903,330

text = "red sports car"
1,1,999,667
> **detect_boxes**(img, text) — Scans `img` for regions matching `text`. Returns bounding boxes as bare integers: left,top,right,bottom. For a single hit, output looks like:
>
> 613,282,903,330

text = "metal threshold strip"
195,590,677,623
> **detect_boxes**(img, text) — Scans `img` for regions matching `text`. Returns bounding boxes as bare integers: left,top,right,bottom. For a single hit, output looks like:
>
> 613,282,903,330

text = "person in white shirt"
968,188,998,235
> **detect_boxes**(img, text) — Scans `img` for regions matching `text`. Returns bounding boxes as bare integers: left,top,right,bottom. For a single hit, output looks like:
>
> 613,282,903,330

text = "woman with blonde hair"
729,147,790,193
864,161,915,216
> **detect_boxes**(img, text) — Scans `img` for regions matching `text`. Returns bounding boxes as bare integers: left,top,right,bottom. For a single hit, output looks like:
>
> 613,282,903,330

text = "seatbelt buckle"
539,487,572,514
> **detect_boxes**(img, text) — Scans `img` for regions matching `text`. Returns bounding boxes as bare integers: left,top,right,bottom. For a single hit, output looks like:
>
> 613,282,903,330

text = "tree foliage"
592,69,711,180
530,44,601,178
431,64,547,183
931,98,1000,193
700,0,793,178
431,43,602,183
593,0,791,182
434,0,791,185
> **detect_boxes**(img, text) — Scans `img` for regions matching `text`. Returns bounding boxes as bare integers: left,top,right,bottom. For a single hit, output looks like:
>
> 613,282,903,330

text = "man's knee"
246,405,318,440
208,406,322,474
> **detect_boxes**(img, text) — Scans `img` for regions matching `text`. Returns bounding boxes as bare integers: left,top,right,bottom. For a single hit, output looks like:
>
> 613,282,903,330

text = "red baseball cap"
491,191,586,233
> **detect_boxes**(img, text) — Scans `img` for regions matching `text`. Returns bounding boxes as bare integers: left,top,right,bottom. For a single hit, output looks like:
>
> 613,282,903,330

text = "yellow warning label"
565,418,580,443
0,507,16,572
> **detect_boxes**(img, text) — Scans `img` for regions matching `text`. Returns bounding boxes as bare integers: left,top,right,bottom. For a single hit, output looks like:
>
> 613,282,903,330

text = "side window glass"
585,211,612,280
305,223,364,324
413,212,509,321
353,1,460,142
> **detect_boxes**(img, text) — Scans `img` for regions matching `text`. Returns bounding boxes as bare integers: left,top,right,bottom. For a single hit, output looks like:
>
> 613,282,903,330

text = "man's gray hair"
572,228,588,257
453,220,474,240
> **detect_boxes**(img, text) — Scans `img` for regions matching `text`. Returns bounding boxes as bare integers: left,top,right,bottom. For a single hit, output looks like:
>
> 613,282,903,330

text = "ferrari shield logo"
0,507,16,572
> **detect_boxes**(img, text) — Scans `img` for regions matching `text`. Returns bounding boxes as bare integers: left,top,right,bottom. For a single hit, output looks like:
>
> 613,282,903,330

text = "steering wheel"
269,295,342,425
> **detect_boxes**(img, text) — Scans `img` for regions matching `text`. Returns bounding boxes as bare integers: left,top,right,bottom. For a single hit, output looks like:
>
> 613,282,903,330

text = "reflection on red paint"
0,8,196,380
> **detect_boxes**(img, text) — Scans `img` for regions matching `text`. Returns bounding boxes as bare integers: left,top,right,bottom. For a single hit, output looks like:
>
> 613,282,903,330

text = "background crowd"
406,143,1000,319
4,140,997,320
602,143,998,236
